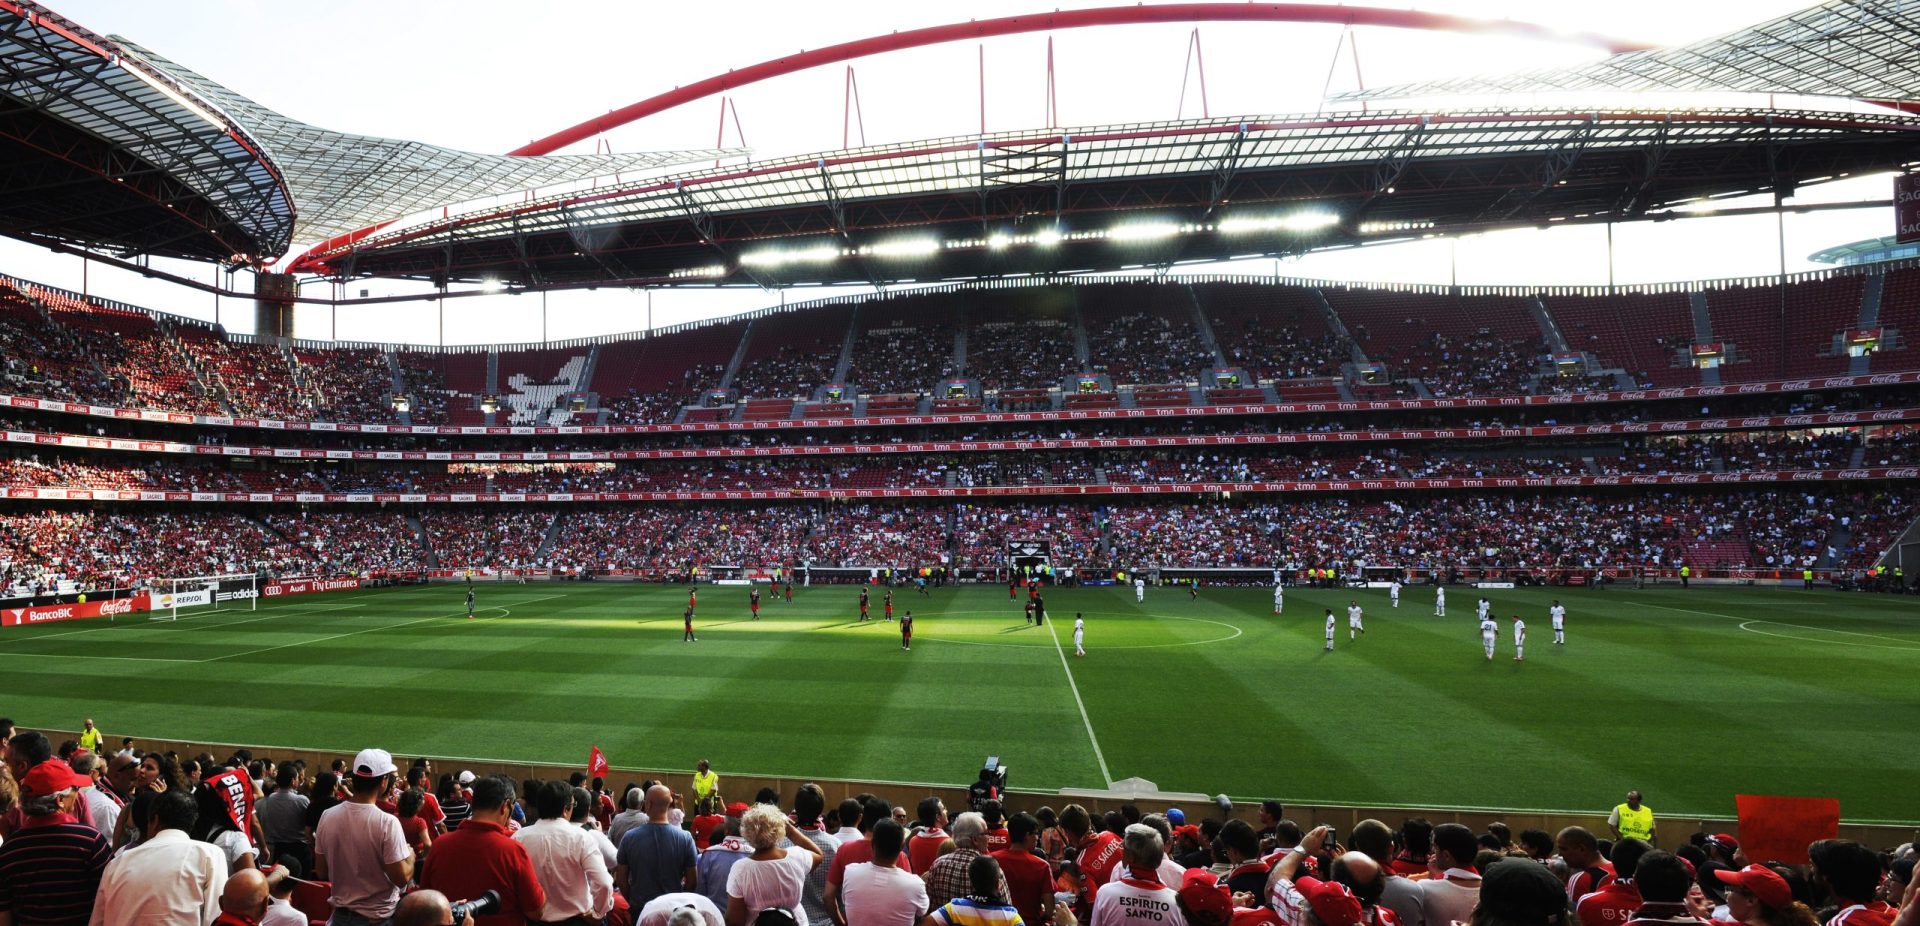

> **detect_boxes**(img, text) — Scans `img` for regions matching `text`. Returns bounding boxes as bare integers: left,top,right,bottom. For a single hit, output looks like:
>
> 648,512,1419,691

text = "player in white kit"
1273,583,1285,615
1434,585,1446,617
1511,615,1527,661
1480,615,1498,660
1134,577,1145,603
1073,613,1086,656
1477,597,1491,622
1323,609,1336,651
1347,600,1365,639
1550,600,1566,644
1389,579,1401,608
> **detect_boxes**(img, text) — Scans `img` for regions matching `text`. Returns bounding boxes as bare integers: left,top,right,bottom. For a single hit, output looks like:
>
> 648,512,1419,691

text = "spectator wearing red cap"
1624,852,1702,926
1809,841,1893,926
0,757,111,926
1715,864,1816,926
314,747,416,926
992,813,1056,926
1578,840,1653,926
1178,870,1235,926
1702,836,1741,870
1090,825,1186,926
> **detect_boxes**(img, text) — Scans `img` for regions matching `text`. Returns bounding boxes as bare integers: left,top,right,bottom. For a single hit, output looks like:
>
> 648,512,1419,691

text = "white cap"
351,748,396,779
457,770,476,785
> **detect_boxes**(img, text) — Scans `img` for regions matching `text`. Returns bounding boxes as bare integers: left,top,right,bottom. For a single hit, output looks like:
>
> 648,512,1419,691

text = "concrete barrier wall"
57,731,1918,851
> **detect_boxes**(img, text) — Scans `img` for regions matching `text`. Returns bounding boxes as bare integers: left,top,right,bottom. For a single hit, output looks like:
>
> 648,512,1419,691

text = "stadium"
0,1,1918,924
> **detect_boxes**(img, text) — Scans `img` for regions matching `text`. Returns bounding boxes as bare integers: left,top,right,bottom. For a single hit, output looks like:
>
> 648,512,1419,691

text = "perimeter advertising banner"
1900,173,1920,244
1,594,148,627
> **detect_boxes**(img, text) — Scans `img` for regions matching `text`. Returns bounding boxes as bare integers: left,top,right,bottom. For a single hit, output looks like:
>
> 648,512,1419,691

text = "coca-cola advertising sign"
1,594,148,627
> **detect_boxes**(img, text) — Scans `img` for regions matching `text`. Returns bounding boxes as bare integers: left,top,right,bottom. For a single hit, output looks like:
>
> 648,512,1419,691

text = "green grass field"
2,581,1916,822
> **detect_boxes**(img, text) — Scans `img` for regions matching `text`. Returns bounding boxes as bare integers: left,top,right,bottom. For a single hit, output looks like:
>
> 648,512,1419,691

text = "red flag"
1735,794,1841,865
588,746,610,778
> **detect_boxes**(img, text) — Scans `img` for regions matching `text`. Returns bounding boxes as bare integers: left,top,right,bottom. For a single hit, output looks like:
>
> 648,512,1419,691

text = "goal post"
148,573,258,621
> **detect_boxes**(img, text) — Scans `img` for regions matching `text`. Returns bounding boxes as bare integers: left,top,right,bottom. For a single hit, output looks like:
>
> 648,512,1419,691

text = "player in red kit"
785,580,794,602
750,589,761,621
688,586,697,612
900,611,913,651
683,607,697,642
883,590,894,622
858,587,870,621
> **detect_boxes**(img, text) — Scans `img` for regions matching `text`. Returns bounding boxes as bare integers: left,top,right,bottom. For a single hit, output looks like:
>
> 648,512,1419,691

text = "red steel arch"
510,3,1652,155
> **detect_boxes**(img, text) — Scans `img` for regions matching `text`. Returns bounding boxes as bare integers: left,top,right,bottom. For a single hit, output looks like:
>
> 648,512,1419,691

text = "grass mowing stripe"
1043,613,1112,787
198,607,494,662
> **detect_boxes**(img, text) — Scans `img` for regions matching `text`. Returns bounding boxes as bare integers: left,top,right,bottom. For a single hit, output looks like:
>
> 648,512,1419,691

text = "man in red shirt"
1387,820,1431,878
824,798,914,926
1558,826,1616,904
1576,839,1651,926
1061,804,1123,918
690,798,726,852
907,798,951,874
980,802,1010,855
418,775,546,926
1811,840,1895,926
991,812,1055,926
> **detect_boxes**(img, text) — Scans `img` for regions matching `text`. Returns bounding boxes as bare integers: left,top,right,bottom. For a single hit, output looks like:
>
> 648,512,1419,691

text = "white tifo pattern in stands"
502,353,588,425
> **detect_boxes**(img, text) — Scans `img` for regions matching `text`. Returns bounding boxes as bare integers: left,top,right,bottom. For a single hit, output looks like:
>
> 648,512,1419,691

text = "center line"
1043,615,1112,788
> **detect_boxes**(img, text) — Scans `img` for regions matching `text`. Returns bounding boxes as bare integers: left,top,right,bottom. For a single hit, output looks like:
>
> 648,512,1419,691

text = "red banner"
262,578,362,597
1898,173,1920,243
589,746,609,778
1,594,149,627
1735,794,1841,865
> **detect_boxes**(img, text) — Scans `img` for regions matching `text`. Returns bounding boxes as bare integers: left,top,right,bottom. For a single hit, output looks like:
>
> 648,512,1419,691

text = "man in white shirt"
787,784,842,926
1511,616,1527,662
89,789,226,926
1347,601,1365,640
1550,601,1566,645
1389,580,1401,608
1434,586,1446,617
1090,825,1187,926
1073,614,1086,657
832,798,864,846
1477,597,1491,621
1416,825,1482,926
841,820,926,926
1272,583,1284,615
516,781,616,924
1480,616,1498,661
1323,610,1336,652
68,750,121,841
1134,577,1146,603
314,748,415,926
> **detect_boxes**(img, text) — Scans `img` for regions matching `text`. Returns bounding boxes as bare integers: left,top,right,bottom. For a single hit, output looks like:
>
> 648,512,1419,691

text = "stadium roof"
0,0,291,262
290,106,1920,288
111,40,738,245
1326,0,1920,108
0,0,735,264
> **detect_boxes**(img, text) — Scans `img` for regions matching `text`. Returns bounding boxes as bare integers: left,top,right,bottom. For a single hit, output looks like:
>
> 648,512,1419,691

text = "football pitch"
1,581,1915,822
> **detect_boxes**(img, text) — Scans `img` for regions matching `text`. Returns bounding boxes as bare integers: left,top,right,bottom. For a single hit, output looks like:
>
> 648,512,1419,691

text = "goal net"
148,573,258,621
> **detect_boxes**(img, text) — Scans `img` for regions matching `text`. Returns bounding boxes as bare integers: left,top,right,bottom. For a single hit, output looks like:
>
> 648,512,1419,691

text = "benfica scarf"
204,767,257,834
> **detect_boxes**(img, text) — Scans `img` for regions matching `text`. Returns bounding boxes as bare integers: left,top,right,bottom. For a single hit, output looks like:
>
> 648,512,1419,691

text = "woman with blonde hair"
724,804,824,926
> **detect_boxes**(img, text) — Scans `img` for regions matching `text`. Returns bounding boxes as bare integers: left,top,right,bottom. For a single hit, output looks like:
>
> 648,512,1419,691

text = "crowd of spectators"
0,510,310,592
297,348,401,423
730,345,840,400
1216,322,1353,381
259,510,425,574
601,365,725,426
0,726,1909,926
421,509,555,569
1399,335,1545,398
1087,313,1215,385
966,322,1078,392
846,326,957,396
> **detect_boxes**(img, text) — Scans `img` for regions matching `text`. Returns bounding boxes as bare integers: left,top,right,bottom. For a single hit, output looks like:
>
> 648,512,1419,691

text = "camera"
449,891,502,924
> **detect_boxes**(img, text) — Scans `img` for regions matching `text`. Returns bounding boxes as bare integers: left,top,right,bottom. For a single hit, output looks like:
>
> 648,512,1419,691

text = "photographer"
419,776,546,926
314,748,415,926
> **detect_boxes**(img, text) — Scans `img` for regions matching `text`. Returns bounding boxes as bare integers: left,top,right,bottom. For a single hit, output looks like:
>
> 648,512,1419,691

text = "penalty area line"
1044,613,1113,788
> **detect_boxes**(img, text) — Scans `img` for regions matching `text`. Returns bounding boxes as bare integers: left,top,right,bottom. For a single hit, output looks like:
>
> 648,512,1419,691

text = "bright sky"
0,0,1896,345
